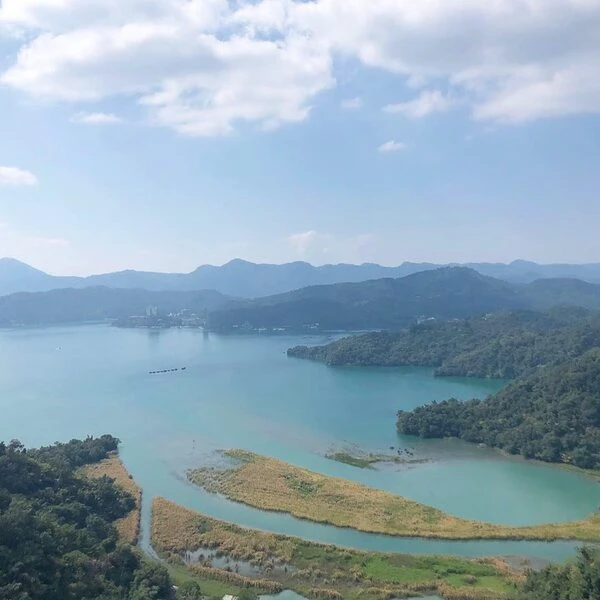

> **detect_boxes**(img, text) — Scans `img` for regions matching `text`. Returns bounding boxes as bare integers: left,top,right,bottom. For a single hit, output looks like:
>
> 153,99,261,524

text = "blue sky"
0,0,599,276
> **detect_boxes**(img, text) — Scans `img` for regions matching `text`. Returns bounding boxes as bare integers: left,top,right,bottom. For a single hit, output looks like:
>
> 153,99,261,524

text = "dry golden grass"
188,450,600,541
188,565,283,592
151,497,296,564
151,497,516,600
80,454,141,544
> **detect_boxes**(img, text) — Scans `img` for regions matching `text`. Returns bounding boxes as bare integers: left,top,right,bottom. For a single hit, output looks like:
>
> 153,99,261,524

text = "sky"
0,0,599,276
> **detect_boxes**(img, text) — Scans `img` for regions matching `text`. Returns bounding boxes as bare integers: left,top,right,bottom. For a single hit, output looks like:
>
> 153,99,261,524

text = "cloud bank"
1,0,599,135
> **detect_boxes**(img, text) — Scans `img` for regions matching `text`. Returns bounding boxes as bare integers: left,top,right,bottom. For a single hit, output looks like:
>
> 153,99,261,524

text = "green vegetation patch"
188,449,600,542
325,452,378,469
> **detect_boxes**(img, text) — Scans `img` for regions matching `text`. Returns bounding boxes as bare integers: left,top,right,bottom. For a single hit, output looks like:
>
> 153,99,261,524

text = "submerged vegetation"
398,348,600,470
187,450,600,541
152,497,518,600
0,435,174,600
324,451,380,468
324,447,428,468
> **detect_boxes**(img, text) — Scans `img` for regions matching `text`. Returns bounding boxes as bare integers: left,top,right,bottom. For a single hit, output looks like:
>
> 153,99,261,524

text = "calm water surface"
1,325,598,562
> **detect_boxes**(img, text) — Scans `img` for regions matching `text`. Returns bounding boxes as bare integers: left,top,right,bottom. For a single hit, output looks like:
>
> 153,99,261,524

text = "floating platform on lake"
149,367,186,375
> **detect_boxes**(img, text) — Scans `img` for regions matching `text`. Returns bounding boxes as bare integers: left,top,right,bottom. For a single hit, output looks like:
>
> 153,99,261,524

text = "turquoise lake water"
1,325,598,563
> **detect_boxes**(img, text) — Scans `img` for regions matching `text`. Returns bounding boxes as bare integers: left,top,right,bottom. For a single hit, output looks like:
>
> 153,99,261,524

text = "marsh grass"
80,454,141,544
151,497,517,600
325,451,431,469
188,450,600,542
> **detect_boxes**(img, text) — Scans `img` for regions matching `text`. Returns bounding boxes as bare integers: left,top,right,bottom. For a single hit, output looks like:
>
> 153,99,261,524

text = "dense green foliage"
0,435,173,600
211,267,600,332
397,349,600,468
518,547,600,599
289,308,599,378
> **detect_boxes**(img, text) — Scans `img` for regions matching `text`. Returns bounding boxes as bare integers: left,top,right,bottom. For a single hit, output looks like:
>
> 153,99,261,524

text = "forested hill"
0,435,174,599
288,308,600,379
209,267,600,331
397,348,600,469
0,286,232,326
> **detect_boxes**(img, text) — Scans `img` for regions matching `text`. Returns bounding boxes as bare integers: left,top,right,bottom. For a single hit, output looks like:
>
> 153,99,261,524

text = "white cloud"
384,90,454,118
0,0,333,136
71,111,122,124
288,230,322,255
1,0,599,130
294,0,600,123
0,166,38,186
341,97,363,110
378,140,406,153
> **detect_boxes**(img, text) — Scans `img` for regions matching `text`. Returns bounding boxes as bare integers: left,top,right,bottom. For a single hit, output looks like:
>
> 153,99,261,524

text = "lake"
1,325,598,562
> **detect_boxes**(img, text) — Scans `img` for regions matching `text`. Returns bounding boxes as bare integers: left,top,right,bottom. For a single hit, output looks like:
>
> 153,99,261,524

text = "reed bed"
189,565,283,592
188,449,600,541
151,497,516,600
80,454,141,544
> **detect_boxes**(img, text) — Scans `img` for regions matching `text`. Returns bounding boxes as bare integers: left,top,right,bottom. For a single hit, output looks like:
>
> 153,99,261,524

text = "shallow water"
1,325,598,562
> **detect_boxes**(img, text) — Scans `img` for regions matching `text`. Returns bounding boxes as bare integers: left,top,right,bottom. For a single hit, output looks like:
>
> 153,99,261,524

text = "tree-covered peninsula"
397,348,600,469
288,308,600,379
0,435,173,600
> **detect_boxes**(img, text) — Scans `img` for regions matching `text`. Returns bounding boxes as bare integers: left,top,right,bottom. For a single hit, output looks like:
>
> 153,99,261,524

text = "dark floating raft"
149,367,186,375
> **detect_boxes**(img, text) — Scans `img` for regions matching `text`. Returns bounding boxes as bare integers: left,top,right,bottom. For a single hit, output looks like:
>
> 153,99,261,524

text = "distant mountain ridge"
4,256,600,298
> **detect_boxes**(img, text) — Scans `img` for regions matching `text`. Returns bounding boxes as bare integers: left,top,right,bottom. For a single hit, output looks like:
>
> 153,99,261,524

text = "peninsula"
187,450,600,542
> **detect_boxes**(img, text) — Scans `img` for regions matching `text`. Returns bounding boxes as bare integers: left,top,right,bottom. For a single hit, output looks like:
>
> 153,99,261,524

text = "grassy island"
152,497,519,600
325,451,429,469
188,450,600,542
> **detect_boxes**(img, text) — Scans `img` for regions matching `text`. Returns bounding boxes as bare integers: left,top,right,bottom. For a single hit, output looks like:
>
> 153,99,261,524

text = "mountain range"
208,267,600,331
4,262,600,329
4,257,600,298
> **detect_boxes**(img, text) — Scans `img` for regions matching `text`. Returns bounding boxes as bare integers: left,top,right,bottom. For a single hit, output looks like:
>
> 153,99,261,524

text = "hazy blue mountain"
3,256,600,298
0,258,77,295
4,267,600,329
0,287,232,326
